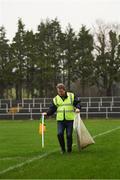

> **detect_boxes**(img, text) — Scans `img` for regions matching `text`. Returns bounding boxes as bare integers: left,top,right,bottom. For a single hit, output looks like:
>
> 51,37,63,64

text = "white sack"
74,113,95,150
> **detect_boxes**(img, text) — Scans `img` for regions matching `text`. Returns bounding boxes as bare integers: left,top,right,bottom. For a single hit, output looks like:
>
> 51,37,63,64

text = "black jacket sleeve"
46,100,57,116
73,95,81,109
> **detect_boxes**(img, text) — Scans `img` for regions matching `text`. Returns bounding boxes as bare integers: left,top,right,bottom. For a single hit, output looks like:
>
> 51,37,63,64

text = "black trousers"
57,120,73,152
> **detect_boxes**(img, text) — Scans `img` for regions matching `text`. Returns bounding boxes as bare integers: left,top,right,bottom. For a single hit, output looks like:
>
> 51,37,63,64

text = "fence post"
100,98,102,106
29,104,31,112
30,108,33,120
12,112,15,120
110,102,112,111
6,104,8,113
10,99,12,108
44,98,46,107
98,102,101,111
112,96,114,106
17,103,19,112
106,107,108,119
89,97,91,106
86,102,88,119
40,103,42,112
33,98,35,107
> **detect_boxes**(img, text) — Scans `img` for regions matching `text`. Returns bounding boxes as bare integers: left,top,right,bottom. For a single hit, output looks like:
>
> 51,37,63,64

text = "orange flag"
39,123,46,135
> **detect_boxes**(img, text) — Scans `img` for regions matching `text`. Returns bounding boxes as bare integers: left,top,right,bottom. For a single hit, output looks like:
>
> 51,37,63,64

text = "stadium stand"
0,97,120,120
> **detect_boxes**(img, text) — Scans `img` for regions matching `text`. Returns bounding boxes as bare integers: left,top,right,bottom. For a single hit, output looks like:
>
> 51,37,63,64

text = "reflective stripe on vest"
53,92,75,121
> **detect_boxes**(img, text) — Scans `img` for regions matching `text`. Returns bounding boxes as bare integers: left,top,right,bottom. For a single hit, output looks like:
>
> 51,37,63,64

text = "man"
43,83,81,154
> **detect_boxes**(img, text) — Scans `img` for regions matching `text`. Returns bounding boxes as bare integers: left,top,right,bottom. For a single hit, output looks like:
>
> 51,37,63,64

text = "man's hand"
75,108,80,113
42,112,47,116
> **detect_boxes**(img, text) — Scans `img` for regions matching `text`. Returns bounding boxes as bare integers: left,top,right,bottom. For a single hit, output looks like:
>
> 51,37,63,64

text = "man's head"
56,83,66,96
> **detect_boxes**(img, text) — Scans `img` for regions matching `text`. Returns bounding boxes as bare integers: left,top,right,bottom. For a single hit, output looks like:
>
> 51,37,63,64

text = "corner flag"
39,113,46,148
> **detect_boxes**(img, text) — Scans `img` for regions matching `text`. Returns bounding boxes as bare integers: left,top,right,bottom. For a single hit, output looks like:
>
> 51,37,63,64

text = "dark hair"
56,83,66,90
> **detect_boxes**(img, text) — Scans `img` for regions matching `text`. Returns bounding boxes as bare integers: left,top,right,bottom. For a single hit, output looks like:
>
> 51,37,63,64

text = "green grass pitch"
0,119,120,179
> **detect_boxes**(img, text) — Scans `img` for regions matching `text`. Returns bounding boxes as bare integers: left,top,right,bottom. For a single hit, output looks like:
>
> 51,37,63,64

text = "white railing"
0,97,120,120
0,106,120,120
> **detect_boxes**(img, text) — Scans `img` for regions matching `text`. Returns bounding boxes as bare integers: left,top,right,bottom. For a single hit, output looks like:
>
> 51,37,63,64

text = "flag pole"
41,113,44,148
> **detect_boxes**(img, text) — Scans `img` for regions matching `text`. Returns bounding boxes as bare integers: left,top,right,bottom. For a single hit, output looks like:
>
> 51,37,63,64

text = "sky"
0,0,120,41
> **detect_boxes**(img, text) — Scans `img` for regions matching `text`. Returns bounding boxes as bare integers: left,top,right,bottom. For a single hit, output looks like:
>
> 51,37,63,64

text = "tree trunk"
0,86,5,98
106,85,112,96
67,68,71,90
81,79,85,96
15,84,19,100
19,82,22,99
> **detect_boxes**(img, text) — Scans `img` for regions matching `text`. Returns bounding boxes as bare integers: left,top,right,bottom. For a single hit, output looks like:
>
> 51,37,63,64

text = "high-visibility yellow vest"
53,92,75,121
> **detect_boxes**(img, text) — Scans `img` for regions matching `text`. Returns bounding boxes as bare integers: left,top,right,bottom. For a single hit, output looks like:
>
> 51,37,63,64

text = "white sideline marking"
0,157,28,161
0,126,120,175
93,126,120,139
0,152,57,175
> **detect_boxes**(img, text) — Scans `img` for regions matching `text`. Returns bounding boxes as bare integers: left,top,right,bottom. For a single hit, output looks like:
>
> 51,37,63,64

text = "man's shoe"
67,150,72,153
61,150,65,154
